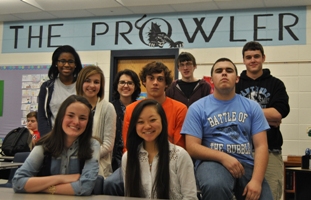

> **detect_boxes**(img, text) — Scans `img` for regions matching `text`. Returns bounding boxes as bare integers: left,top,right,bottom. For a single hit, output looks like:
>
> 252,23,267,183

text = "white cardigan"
122,142,198,199
93,98,116,178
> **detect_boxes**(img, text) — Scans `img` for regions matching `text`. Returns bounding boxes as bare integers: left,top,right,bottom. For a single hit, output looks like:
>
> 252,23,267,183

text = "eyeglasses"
57,59,75,66
179,62,193,68
118,80,134,86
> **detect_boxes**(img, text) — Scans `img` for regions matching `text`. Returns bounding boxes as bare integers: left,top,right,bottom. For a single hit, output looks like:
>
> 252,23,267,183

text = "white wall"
187,6,311,159
1,7,311,160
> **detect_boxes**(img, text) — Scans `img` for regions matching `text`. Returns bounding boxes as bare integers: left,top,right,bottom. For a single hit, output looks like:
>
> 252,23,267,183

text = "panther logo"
135,14,184,48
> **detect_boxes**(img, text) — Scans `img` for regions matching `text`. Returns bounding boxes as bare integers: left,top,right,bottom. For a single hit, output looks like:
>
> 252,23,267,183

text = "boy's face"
27,116,38,131
211,61,239,91
143,71,167,99
178,60,196,79
243,50,265,74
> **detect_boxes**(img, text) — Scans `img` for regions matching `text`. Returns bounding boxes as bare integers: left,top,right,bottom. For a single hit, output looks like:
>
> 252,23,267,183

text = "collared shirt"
12,138,100,196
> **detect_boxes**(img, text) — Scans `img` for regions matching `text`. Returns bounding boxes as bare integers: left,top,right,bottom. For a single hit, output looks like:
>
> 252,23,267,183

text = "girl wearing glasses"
111,69,141,171
37,45,82,137
76,65,116,178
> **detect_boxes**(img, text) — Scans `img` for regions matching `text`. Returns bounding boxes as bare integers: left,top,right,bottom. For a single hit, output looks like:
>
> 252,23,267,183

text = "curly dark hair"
112,69,141,101
48,45,82,81
139,61,172,88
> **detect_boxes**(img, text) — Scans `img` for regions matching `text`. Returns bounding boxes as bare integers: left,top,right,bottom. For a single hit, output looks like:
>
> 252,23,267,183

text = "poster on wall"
0,80,3,116
20,73,48,125
203,76,214,94
0,65,49,138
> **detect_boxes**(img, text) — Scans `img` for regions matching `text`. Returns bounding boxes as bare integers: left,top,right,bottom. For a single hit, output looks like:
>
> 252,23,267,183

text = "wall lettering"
2,7,306,53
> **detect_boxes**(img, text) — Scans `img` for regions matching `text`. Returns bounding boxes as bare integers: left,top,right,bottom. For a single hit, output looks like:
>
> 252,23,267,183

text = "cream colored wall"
187,6,311,159
1,7,311,159
185,46,311,160
0,32,112,99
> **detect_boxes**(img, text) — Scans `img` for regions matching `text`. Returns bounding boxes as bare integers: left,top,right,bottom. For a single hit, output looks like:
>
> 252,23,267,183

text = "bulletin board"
0,65,49,138
0,80,3,116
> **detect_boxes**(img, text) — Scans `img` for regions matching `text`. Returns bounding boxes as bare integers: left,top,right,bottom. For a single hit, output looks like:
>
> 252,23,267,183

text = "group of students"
11,41,289,200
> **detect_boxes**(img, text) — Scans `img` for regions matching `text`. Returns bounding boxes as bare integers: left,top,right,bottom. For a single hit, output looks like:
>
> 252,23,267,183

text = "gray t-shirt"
50,78,76,127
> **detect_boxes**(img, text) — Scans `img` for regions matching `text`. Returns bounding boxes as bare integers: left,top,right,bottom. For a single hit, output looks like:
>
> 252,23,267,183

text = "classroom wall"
0,7,310,160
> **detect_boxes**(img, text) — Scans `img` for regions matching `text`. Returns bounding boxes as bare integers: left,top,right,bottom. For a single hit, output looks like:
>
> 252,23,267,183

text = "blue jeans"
103,167,124,196
196,161,273,200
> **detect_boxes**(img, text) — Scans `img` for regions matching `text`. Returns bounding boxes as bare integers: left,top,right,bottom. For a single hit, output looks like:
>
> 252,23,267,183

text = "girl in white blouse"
122,99,198,199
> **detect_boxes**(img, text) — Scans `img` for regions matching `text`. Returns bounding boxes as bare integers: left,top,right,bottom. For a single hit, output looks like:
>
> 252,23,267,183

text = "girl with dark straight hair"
122,99,197,199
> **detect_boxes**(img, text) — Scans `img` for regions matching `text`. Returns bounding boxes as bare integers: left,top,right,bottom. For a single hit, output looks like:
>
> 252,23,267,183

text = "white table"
0,187,154,200
0,156,14,161
0,162,23,170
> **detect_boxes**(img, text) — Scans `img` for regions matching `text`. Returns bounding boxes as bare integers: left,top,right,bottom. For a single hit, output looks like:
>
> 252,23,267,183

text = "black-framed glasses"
118,80,134,86
57,59,75,66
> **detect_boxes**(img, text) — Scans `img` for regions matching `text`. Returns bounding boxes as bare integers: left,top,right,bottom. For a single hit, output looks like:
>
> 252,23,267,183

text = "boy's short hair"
242,41,265,57
27,111,37,119
177,52,196,68
139,61,172,87
210,57,238,76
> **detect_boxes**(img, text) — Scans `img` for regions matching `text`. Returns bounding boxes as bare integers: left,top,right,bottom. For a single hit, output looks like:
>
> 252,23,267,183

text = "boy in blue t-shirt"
181,57,273,200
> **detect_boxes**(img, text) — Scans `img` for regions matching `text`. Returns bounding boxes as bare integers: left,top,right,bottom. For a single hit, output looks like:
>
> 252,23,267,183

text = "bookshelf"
285,167,311,200
283,156,302,200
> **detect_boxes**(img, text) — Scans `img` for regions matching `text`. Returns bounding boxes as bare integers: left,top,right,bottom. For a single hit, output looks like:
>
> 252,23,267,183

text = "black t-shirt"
177,79,200,98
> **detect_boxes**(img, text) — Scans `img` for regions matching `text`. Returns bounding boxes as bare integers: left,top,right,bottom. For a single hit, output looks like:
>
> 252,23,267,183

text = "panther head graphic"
146,22,183,48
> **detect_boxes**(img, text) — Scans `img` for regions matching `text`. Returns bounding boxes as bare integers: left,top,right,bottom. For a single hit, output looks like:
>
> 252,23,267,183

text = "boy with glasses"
166,52,211,107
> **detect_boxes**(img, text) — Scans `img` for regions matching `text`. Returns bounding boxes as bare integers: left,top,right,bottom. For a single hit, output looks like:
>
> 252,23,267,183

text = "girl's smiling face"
82,73,101,99
62,102,89,141
136,105,162,143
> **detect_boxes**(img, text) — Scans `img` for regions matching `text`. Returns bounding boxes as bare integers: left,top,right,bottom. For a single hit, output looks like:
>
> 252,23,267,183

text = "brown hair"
210,57,238,76
242,41,265,57
177,52,196,67
26,111,37,119
37,95,94,160
139,61,172,88
76,65,105,101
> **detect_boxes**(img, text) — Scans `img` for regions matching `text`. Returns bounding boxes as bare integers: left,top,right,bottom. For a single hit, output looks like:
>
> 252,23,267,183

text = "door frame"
109,48,179,101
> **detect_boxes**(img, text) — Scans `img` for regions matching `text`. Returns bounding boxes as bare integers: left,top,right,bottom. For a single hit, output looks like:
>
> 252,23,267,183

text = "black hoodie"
236,69,290,150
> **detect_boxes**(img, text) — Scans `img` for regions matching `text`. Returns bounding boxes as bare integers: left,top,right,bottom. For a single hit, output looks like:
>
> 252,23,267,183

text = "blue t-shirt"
181,94,269,167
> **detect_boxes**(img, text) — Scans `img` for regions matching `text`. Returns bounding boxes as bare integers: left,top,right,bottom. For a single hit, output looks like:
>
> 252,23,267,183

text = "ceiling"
0,0,310,22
